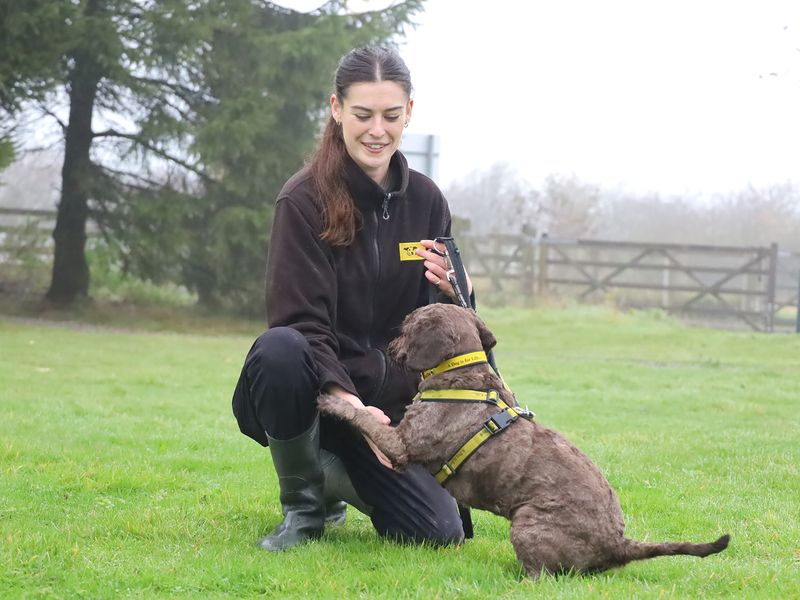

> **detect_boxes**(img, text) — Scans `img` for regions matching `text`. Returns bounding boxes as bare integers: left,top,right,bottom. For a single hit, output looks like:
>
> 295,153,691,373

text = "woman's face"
331,81,413,186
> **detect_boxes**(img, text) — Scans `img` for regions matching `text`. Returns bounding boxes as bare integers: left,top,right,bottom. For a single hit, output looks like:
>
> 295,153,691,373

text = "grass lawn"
1,306,798,598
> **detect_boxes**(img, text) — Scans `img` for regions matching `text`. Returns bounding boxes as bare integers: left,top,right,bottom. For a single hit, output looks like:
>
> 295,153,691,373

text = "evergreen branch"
36,102,67,132
152,95,196,122
96,163,167,190
92,128,212,183
128,75,210,107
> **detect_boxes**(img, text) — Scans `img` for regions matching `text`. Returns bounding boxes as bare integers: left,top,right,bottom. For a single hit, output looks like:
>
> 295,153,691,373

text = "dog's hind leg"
510,506,578,579
317,394,409,469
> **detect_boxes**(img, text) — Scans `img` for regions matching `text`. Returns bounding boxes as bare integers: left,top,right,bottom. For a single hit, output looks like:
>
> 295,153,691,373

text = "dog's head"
388,304,497,372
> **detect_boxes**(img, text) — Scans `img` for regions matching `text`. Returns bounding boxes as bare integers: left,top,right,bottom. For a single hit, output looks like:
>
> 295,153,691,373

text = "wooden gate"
460,235,797,332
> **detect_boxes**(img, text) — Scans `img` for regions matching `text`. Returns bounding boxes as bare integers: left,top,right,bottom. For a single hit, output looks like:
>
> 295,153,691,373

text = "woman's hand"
416,239,473,301
323,384,394,470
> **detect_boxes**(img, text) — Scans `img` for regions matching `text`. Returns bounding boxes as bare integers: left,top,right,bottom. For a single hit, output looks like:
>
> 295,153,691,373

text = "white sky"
283,0,800,198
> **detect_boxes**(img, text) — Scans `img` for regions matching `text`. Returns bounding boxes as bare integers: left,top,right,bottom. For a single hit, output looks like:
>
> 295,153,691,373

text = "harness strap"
434,406,519,484
419,389,532,485
418,389,500,403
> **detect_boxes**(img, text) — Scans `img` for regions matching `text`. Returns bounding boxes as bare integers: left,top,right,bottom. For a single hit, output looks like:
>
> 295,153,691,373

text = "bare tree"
445,162,538,235
538,174,601,239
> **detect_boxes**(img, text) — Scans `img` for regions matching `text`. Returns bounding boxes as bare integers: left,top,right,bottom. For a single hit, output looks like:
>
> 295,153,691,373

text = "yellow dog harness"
418,388,534,485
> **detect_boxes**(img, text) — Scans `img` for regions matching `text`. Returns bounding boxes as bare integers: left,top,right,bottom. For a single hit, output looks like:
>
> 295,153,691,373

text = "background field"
1,307,798,598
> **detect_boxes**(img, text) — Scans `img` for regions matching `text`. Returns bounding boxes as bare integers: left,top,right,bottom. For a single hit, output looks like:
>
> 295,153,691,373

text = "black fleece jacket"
265,151,452,423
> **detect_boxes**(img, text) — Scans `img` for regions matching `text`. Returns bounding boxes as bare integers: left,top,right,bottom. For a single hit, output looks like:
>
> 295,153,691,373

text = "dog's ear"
469,310,497,351
387,335,407,367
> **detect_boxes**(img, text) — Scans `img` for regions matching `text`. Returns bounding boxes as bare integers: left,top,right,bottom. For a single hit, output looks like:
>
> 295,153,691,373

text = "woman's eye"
355,115,370,121
385,115,400,122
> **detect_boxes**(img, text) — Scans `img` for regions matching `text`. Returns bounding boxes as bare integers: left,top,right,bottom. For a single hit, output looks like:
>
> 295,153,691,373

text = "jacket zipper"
369,205,389,404
381,192,393,220
367,209,379,349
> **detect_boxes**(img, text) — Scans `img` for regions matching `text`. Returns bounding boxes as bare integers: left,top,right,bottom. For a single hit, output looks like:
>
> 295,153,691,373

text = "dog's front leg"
317,394,409,469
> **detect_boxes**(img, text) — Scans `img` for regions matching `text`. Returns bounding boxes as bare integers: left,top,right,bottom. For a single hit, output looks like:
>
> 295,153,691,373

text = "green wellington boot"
258,417,326,551
319,448,372,526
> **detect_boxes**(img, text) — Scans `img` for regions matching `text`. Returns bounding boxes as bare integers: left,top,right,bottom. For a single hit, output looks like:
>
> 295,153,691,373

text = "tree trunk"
45,50,101,305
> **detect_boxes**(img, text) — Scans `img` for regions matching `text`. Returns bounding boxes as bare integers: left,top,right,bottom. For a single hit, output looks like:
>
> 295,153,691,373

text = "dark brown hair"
310,46,413,246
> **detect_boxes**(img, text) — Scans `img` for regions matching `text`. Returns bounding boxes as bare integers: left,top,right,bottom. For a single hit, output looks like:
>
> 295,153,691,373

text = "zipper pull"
382,193,391,220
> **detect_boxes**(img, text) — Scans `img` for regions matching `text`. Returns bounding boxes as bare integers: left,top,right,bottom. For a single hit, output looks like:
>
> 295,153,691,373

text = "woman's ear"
330,94,341,123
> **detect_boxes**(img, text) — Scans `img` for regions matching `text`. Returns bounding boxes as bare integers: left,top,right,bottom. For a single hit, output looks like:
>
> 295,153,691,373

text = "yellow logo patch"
399,242,424,261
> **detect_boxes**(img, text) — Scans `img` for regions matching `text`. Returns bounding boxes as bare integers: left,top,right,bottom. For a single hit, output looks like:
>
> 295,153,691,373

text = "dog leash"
428,236,477,538
431,237,506,385
431,237,471,310
428,236,531,539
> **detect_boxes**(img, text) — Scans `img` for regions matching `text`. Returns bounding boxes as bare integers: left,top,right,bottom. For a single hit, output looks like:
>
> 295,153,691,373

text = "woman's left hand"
323,384,394,470
416,239,473,302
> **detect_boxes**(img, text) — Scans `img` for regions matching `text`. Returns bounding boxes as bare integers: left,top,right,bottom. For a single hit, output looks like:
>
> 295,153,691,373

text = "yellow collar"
420,351,488,380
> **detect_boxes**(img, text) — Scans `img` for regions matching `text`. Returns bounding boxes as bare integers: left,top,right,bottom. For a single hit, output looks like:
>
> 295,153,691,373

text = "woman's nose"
367,117,385,137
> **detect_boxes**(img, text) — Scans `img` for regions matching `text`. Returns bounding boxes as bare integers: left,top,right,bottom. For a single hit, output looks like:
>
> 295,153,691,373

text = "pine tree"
0,0,423,307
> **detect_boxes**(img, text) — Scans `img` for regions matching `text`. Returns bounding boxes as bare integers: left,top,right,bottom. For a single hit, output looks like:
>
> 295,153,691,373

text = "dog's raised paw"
316,394,356,420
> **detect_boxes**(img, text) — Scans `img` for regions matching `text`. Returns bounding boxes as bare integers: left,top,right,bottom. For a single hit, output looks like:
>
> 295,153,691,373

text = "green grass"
1,306,798,598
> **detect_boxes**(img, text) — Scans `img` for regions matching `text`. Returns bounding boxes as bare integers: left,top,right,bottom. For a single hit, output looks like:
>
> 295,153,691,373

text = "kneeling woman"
232,46,470,551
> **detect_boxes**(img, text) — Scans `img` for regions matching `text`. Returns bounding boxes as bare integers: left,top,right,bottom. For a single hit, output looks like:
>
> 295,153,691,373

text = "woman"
232,46,470,552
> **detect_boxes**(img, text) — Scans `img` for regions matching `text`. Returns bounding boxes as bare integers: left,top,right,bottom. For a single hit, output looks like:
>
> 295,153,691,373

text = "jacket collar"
344,151,410,212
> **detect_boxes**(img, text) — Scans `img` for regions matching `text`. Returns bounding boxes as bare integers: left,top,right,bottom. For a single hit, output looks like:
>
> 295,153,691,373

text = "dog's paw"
317,393,357,421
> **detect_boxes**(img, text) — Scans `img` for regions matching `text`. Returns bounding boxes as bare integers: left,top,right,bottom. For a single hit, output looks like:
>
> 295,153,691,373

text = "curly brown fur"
319,304,729,579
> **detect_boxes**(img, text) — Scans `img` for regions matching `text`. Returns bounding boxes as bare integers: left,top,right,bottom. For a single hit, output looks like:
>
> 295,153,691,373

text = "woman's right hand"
323,384,394,469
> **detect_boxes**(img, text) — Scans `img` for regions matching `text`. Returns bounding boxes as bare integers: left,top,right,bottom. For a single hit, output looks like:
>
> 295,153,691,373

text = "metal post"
425,134,435,179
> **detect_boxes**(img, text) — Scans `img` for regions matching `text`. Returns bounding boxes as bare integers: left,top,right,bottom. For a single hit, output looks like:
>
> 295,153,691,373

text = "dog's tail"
616,533,730,565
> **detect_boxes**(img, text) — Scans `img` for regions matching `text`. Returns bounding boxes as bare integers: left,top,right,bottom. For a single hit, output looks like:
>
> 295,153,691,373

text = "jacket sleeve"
265,196,357,396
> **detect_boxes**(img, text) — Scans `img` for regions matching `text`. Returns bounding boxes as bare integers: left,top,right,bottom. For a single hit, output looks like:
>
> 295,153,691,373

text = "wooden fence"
2,207,799,332
0,206,57,230
459,235,800,332
0,207,57,260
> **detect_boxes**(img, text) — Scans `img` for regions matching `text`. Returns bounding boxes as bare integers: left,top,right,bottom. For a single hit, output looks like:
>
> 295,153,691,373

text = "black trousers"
232,327,464,546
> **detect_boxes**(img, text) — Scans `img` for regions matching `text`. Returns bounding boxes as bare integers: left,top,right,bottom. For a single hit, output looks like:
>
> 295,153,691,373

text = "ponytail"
310,116,360,246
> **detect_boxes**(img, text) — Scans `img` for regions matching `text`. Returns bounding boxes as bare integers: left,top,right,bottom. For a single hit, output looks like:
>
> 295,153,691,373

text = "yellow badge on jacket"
399,242,424,261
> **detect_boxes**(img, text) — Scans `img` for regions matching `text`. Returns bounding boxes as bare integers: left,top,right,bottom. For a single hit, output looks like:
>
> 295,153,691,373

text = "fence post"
796,266,800,334
536,234,549,298
521,237,534,306
766,243,778,333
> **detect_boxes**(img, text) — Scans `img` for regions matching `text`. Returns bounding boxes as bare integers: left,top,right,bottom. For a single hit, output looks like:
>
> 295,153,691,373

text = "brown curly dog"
318,303,729,578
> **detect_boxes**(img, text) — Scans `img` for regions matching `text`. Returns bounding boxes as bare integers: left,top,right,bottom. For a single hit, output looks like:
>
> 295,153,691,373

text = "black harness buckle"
484,408,516,434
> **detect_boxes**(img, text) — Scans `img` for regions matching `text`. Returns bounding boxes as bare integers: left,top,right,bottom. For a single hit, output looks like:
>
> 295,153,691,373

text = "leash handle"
432,236,473,310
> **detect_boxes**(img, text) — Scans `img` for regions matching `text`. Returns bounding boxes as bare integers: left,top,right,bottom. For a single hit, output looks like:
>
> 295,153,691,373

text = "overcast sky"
283,0,800,198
